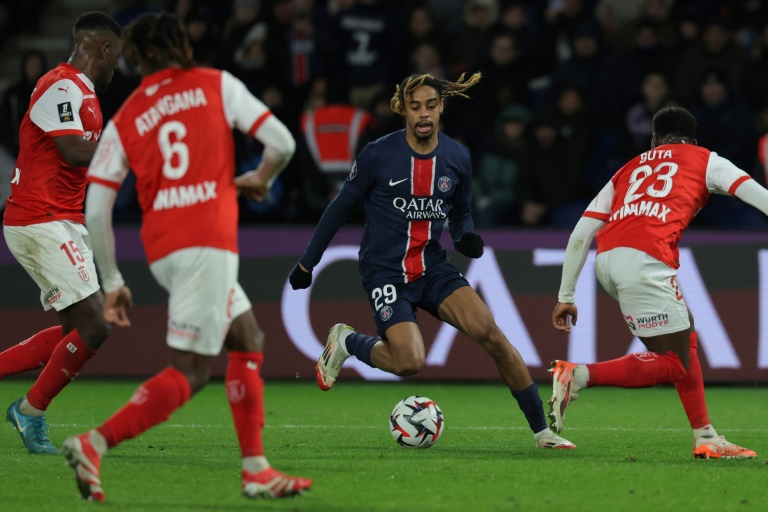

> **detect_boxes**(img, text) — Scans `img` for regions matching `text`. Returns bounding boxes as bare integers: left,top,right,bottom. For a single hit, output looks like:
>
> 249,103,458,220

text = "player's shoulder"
437,131,471,159
359,129,405,160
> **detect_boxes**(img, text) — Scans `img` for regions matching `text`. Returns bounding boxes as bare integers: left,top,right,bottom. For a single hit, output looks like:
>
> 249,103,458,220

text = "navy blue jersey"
300,129,475,286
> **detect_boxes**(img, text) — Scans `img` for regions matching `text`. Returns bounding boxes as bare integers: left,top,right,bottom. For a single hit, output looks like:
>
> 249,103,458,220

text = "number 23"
624,161,678,204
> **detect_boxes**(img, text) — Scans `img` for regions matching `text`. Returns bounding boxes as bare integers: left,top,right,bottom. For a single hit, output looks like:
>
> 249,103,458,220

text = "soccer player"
61,12,311,501
549,106,761,458
1,12,122,454
290,73,575,450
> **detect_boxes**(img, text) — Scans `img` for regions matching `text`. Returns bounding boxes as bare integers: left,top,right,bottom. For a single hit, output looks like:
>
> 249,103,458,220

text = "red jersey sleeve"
28,78,85,138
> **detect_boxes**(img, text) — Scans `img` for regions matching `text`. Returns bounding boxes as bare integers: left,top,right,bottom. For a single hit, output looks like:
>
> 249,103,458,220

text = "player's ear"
692,138,698,146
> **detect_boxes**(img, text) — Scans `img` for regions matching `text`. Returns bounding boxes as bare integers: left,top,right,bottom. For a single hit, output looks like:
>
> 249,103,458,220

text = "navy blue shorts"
364,261,469,339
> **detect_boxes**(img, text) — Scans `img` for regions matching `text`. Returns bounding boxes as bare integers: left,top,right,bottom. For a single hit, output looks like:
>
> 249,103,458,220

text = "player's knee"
391,355,424,376
185,370,211,394
476,324,507,354
80,317,111,348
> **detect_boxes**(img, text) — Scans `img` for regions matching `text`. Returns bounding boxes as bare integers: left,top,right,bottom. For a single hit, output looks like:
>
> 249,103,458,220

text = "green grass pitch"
1,379,766,512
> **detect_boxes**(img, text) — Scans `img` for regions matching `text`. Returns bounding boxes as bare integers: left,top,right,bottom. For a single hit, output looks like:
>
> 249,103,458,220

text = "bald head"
69,11,122,89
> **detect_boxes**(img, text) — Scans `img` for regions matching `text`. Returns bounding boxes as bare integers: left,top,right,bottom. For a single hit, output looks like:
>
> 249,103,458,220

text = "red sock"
586,350,686,388
26,329,96,410
673,332,710,429
0,326,62,378
226,351,265,457
96,366,191,448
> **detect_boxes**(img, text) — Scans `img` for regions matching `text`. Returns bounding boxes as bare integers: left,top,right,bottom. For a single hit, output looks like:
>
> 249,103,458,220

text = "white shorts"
595,247,689,337
4,221,100,311
150,247,252,356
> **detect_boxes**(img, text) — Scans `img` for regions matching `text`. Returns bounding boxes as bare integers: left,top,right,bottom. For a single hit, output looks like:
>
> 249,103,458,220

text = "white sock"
694,424,718,442
243,456,270,474
19,396,45,417
572,365,589,392
89,429,108,457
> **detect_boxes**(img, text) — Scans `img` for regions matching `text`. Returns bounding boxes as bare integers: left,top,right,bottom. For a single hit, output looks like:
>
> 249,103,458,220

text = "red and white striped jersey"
4,63,103,226
584,144,752,268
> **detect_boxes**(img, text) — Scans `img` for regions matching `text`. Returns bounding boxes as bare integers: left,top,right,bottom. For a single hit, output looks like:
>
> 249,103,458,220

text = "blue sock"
344,332,380,368
510,382,548,434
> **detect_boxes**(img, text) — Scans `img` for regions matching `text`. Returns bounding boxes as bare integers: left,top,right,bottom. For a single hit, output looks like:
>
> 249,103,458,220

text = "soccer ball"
389,395,444,448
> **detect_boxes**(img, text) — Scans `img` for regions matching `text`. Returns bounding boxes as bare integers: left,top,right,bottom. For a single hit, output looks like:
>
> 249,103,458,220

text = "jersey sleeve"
220,70,272,136
582,180,615,221
705,152,753,196
340,144,375,200
28,79,84,137
87,121,130,190
448,146,475,241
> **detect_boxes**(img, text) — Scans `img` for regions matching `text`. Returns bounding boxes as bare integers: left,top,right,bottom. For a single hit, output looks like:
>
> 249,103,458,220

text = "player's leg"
670,315,756,458
4,222,105,453
549,248,690,432
0,326,62,378
316,280,424,389
62,352,198,501
224,303,312,498
437,285,574,449
62,247,235,500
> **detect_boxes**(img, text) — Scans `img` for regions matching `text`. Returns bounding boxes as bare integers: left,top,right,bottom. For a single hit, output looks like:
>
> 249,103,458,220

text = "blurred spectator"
403,5,445,59
474,104,531,226
620,71,672,158
518,109,590,227
233,22,273,91
742,24,768,112
548,20,606,104
600,21,673,124
0,50,47,157
186,7,217,65
367,90,402,140
409,42,448,79
554,86,591,171
328,0,402,110
295,78,373,220
215,0,264,72
610,0,676,52
693,69,756,171
596,0,645,41
543,0,596,62
693,68,765,229
452,0,499,72
675,19,745,107
278,1,330,109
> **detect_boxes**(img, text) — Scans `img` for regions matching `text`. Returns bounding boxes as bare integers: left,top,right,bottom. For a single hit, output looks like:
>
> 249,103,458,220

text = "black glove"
289,262,313,289
455,232,484,258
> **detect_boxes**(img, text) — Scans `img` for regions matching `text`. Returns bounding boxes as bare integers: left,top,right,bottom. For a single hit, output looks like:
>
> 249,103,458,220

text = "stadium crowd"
2,0,768,228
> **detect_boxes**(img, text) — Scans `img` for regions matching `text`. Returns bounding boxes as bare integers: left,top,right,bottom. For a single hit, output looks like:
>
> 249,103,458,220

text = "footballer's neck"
407,131,439,155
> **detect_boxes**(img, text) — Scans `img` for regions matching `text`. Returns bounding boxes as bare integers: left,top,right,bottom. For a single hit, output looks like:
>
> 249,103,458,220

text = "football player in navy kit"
291,73,574,449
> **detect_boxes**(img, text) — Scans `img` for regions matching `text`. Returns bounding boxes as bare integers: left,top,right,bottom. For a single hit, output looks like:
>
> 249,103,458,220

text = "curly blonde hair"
390,72,482,117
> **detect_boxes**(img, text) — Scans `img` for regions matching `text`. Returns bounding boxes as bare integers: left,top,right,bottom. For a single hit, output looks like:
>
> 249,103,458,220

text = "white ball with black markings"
389,395,444,448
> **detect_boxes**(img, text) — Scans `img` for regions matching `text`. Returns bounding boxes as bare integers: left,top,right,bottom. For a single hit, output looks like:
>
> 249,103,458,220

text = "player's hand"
235,169,270,202
552,302,578,333
455,232,484,258
104,286,133,327
289,262,313,289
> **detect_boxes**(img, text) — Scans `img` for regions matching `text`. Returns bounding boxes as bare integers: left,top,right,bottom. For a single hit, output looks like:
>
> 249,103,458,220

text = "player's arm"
84,121,133,326
553,181,613,332
290,154,373,289
449,147,483,258
706,153,768,216
53,135,97,167
289,179,362,289
29,78,97,167
221,71,295,201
